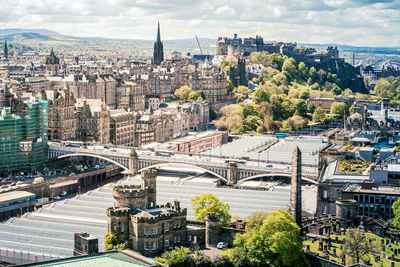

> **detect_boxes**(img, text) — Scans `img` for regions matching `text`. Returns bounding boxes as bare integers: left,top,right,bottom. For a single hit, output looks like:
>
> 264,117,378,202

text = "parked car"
59,191,67,196
217,242,228,249
53,196,61,200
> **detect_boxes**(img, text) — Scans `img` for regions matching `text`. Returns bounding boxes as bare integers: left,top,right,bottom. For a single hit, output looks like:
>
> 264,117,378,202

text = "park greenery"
304,230,397,266
215,52,355,134
191,193,231,227
104,232,127,251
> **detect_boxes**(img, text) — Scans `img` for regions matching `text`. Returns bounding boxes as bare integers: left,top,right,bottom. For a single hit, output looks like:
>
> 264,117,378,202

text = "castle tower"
290,147,302,228
3,41,8,61
106,207,130,242
205,213,220,247
141,169,157,208
153,22,164,65
128,148,138,176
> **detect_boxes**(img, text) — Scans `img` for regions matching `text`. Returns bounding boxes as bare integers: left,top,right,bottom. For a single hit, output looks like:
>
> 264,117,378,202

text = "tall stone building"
153,22,164,65
107,169,187,256
45,48,60,76
46,88,77,141
75,99,110,143
290,147,302,229
3,40,8,61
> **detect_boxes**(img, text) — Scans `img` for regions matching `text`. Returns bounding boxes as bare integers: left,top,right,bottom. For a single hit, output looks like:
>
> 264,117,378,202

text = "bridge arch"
237,173,318,185
139,162,228,183
57,153,129,171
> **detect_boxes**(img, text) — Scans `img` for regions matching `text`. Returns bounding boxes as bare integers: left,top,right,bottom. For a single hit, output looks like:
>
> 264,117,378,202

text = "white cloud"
214,5,237,16
0,0,399,46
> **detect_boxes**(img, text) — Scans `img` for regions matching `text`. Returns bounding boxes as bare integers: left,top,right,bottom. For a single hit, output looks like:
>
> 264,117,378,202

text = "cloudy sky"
0,0,400,46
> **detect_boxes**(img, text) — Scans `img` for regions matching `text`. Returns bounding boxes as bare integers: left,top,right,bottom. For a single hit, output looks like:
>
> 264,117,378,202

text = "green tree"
104,232,127,251
241,102,259,118
343,88,353,96
175,86,192,100
393,198,400,228
298,62,308,79
235,209,304,267
191,193,231,226
298,88,310,100
299,46,308,55
235,85,251,97
294,99,308,117
374,78,392,98
209,107,217,120
188,90,206,101
221,56,238,72
312,107,325,123
252,87,269,104
243,115,262,132
269,53,285,71
281,58,297,81
219,247,250,267
308,67,317,84
307,103,316,114
343,229,377,265
246,211,269,230
227,79,234,94
154,246,191,267
330,102,349,119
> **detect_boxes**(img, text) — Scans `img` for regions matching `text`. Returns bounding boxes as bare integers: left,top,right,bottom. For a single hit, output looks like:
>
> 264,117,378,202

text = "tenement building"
75,99,110,144
45,88,76,141
107,169,187,256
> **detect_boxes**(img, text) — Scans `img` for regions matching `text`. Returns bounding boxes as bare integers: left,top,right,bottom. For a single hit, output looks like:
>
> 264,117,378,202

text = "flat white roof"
0,191,35,203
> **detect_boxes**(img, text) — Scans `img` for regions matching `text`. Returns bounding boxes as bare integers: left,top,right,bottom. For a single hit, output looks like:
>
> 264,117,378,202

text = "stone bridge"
48,145,318,185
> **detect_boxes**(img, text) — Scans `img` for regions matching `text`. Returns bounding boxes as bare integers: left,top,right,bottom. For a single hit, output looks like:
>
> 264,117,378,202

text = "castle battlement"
112,184,149,198
141,169,157,179
133,208,187,223
106,207,131,217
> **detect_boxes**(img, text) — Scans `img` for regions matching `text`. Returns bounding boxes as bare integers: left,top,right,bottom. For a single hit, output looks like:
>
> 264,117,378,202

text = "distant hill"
0,30,216,56
0,28,62,36
1,32,56,42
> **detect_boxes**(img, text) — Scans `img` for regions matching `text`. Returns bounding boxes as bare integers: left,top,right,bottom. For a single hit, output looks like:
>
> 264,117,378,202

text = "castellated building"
106,169,187,256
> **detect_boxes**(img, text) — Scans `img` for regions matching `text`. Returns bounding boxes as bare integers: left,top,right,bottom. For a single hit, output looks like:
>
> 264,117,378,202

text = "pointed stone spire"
153,22,164,65
3,40,8,60
290,146,302,230
157,21,161,42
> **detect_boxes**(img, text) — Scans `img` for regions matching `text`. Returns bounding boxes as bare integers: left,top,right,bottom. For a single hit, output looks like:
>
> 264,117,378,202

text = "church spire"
157,21,161,42
153,22,164,65
4,40,8,61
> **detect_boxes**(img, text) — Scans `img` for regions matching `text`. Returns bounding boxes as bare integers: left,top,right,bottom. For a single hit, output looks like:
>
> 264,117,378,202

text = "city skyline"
0,0,399,47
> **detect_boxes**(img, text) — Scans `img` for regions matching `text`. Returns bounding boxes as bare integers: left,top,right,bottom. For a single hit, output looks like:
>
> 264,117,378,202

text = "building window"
188,235,192,242
152,242,157,250
165,223,169,232
323,190,328,199
177,220,180,228
145,242,150,250
165,239,169,247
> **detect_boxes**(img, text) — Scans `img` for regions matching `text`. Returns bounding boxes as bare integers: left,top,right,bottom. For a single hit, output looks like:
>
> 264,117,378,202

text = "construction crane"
195,34,203,55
